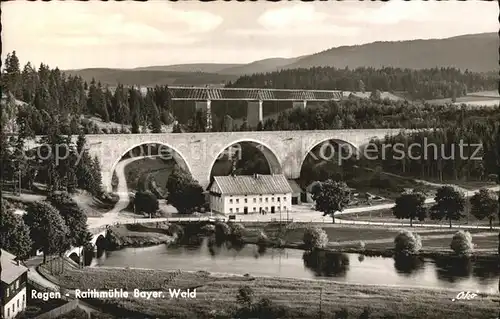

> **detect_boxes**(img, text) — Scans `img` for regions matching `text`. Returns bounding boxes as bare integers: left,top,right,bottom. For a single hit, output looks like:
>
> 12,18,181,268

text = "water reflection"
434,256,472,283
92,239,498,293
472,259,499,282
393,255,424,276
302,250,350,277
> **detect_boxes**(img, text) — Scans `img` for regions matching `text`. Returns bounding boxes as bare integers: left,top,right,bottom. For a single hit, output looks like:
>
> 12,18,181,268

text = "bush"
359,307,372,319
394,230,422,255
450,230,474,256
335,308,349,319
303,226,328,250
215,221,231,240
134,191,159,216
201,224,215,234
235,297,287,319
167,224,184,239
358,240,366,250
230,223,246,242
236,286,254,307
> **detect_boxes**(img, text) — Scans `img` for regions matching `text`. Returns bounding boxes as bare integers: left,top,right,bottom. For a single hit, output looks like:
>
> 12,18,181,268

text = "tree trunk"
489,217,492,230
43,252,46,264
331,213,335,224
410,217,413,227
449,219,452,228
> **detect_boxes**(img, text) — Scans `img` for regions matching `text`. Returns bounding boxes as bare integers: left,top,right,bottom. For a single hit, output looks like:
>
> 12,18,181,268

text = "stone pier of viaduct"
26,129,409,192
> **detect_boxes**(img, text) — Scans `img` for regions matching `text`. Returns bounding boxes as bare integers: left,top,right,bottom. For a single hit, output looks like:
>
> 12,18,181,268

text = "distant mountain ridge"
64,32,497,87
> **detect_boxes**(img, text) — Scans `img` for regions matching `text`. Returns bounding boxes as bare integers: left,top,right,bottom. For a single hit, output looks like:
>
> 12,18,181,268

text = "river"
91,238,498,294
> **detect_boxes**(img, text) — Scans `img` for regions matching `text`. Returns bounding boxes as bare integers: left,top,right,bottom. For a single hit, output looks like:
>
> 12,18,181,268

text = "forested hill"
282,32,497,73
63,33,497,87
227,67,497,100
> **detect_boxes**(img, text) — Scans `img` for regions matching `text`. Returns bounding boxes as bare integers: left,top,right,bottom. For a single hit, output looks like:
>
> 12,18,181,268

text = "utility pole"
18,169,22,196
466,190,469,224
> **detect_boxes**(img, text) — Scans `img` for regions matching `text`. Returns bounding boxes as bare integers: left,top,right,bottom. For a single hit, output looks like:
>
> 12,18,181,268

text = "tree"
450,230,474,256
357,80,366,93
172,122,182,133
394,230,422,255
166,166,206,214
370,89,382,100
311,180,351,223
46,191,89,247
134,191,159,216
2,51,22,98
23,201,70,263
392,191,427,226
469,188,498,229
229,223,245,242
0,202,32,260
303,226,328,250
430,186,466,228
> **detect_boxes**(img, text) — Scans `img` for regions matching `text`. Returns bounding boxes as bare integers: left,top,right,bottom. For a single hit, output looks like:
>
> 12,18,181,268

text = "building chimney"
16,260,20,266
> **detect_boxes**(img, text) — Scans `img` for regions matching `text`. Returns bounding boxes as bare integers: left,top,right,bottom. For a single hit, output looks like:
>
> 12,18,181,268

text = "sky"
2,0,498,70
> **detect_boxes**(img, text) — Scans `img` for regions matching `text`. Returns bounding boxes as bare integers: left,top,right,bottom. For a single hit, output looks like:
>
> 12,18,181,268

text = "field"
40,264,499,319
252,223,497,252
426,91,499,107
350,208,493,228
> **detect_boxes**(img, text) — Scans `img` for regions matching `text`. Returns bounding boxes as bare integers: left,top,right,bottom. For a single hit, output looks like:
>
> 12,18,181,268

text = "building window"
244,198,247,203
13,303,15,312
236,198,239,204
230,199,233,204
265,197,268,202
253,198,256,203
266,207,268,211
278,206,281,211
259,198,262,203
283,196,286,201
230,208,233,213
7,308,9,317
236,208,239,213
17,299,19,308
253,207,256,211
271,197,274,202
277,197,280,202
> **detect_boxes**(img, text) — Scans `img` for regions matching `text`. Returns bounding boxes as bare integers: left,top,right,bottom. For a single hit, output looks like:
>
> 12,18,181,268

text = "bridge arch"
107,141,193,192
208,138,283,183
299,138,359,177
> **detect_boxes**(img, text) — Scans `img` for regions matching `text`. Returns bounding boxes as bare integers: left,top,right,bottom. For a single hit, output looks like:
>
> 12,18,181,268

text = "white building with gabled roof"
1,249,28,319
208,174,293,215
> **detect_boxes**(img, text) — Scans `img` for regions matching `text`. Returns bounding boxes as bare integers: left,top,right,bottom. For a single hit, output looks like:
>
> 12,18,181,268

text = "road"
86,176,499,230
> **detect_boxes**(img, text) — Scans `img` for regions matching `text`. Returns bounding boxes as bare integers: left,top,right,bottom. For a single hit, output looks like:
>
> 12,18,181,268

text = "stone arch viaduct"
26,129,409,192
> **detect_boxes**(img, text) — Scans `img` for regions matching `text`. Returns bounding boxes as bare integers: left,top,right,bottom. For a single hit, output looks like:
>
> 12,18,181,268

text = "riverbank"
38,260,499,319
105,223,176,249
105,221,498,260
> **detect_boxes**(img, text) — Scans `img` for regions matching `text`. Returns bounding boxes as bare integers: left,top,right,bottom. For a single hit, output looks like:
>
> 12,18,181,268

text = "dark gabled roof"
213,175,293,195
287,179,303,194
1,249,28,284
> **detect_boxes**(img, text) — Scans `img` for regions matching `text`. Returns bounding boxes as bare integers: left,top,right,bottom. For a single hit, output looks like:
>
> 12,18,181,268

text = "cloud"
258,4,328,29
347,1,496,26
2,1,222,48
347,1,428,25
229,4,359,37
